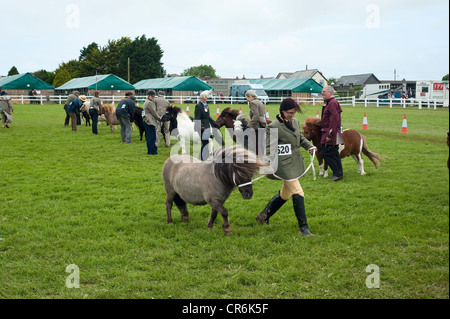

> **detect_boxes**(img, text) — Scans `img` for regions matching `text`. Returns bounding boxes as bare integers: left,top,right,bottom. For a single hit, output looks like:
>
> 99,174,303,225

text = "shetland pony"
302,116,383,177
162,146,265,235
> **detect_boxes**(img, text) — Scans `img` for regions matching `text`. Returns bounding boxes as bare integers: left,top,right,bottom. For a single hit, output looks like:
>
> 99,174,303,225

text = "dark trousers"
143,121,158,155
320,144,343,177
200,128,212,161
68,112,78,131
89,109,99,135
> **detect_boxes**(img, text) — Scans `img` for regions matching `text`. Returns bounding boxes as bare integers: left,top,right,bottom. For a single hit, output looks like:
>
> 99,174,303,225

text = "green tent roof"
55,74,134,91
0,73,55,90
133,76,212,91
250,78,323,93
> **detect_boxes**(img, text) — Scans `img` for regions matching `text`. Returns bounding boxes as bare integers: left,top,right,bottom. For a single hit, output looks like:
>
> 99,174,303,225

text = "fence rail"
7,94,449,109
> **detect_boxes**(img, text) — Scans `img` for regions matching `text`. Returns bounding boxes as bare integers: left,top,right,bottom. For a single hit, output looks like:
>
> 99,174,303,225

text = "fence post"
40,96,43,105
364,98,368,108
352,96,356,107
376,99,380,107
434,101,437,110
389,99,393,108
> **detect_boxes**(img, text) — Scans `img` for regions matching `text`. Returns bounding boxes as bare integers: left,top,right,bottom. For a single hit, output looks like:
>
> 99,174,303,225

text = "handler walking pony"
302,116,383,177
162,146,264,235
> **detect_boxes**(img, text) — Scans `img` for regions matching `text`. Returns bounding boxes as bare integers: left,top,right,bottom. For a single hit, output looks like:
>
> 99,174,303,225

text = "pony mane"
219,107,240,120
236,113,250,128
166,105,182,114
304,116,322,127
209,146,265,188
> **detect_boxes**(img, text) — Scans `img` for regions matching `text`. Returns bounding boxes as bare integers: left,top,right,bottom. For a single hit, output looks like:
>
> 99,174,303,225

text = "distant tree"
8,66,19,76
79,42,100,61
443,74,449,81
53,69,72,88
181,65,218,78
327,77,338,86
33,69,56,85
118,35,165,83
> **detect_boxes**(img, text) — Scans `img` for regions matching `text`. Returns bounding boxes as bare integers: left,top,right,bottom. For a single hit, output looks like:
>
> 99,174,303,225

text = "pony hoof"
166,220,174,224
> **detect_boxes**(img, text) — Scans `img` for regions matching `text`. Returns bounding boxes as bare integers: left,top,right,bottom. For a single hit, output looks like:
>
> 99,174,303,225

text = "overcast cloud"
1,0,448,81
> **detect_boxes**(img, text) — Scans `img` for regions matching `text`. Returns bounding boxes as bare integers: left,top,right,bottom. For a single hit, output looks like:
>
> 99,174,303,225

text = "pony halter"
233,173,266,188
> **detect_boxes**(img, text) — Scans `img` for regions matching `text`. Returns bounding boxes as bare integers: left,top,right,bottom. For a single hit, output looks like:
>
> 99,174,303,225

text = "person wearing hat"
116,93,136,143
0,91,14,128
66,94,87,132
154,91,171,148
143,90,161,154
256,98,317,236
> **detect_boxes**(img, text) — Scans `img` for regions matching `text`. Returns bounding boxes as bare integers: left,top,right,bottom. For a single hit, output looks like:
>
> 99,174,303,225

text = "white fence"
7,94,449,109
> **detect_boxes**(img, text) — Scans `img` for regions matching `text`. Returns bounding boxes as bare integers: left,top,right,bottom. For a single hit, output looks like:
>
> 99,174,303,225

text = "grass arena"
0,102,448,299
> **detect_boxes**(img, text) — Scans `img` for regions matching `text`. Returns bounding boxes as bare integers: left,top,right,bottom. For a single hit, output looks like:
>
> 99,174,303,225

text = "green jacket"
265,117,315,181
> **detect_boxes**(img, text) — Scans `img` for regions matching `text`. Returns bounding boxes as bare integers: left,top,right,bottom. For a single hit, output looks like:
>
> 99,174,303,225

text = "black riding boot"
256,193,287,225
293,194,313,236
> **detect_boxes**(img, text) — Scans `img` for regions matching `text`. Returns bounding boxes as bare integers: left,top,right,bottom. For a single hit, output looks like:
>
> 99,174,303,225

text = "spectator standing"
194,91,217,161
0,91,14,128
154,91,171,148
143,90,161,155
320,86,343,182
89,91,102,135
115,94,136,143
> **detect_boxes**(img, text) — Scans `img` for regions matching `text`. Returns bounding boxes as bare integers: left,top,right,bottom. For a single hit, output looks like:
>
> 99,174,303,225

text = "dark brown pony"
216,107,243,143
302,116,383,177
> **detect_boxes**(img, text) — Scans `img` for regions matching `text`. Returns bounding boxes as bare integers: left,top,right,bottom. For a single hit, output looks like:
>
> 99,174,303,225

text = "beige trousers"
280,179,304,200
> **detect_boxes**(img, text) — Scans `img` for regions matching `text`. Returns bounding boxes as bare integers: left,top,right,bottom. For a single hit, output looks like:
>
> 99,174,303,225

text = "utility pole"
128,58,130,83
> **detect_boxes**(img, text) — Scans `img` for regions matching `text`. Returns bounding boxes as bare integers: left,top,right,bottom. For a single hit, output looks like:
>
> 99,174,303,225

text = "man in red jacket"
320,86,343,181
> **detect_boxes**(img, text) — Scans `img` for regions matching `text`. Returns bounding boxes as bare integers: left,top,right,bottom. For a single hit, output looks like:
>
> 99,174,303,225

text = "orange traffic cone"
186,104,190,115
266,108,270,121
239,106,242,114
362,113,369,130
316,110,320,118
401,114,408,134
216,105,220,117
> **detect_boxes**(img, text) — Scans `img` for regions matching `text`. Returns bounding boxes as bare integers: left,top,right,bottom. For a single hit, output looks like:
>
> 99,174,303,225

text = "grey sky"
1,0,449,81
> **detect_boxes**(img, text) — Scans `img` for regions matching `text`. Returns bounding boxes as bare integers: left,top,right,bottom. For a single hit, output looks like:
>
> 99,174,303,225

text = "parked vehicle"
231,82,269,104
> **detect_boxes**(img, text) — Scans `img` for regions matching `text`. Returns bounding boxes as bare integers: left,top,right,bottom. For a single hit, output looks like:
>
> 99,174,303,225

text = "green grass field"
0,103,448,299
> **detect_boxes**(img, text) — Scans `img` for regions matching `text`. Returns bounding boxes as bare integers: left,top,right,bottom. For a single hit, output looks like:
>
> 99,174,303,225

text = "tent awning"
134,76,212,91
55,74,134,91
250,78,323,93
0,73,54,90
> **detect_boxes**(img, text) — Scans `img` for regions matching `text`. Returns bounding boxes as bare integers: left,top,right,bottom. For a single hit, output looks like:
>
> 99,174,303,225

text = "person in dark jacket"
89,91,102,135
320,86,343,182
194,91,218,161
116,94,136,143
256,98,317,236
64,91,79,127
66,95,86,132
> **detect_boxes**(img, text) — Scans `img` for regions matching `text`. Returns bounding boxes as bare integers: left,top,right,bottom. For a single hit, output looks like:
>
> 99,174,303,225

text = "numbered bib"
278,144,292,156
142,110,146,117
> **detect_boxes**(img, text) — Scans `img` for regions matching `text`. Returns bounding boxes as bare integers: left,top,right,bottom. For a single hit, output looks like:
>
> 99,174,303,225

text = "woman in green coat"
257,98,317,236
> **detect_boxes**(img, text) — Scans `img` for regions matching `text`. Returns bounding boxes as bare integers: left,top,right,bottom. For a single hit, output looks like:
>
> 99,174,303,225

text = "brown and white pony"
301,116,383,177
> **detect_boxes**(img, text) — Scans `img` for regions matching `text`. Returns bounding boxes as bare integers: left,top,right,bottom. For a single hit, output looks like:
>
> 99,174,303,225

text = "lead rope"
234,148,317,188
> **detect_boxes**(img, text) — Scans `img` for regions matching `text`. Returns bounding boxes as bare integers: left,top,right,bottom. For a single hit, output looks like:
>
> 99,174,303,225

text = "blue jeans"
143,121,158,155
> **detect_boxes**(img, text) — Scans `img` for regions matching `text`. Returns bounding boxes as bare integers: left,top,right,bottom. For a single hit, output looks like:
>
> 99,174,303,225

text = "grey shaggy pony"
162,146,265,235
